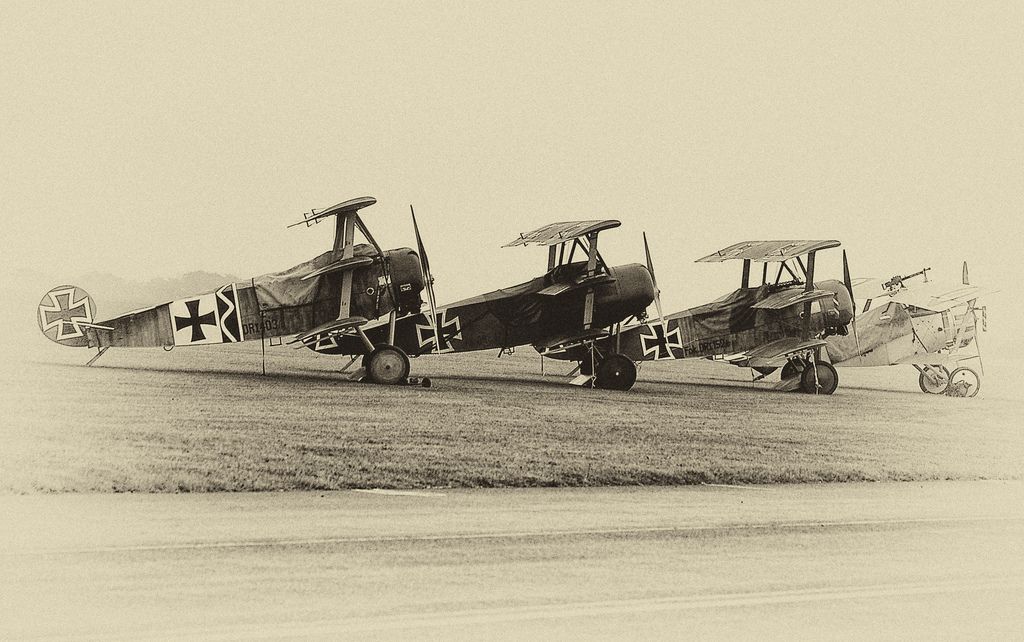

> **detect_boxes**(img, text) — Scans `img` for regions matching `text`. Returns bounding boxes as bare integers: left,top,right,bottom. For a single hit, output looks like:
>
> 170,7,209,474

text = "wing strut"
802,250,816,340
582,231,600,329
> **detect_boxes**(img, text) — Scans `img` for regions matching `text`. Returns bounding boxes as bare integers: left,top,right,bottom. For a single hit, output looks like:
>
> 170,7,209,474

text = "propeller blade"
411,205,441,353
843,249,860,350
643,232,668,334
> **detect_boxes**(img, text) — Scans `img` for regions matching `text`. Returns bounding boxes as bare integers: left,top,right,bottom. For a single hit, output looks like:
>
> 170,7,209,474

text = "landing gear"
946,367,981,398
364,344,411,385
594,354,637,391
918,365,950,394
799,361,839,395
780,360,801,381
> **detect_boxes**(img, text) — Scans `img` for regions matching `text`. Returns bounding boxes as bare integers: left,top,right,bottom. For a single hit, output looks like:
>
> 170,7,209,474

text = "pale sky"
3,1,1022,348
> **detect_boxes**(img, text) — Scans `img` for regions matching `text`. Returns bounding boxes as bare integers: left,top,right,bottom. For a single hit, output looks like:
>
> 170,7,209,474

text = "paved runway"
2,482,1022,639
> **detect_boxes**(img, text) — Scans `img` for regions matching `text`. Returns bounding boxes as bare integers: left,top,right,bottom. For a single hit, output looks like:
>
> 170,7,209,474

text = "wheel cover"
367,348,409,385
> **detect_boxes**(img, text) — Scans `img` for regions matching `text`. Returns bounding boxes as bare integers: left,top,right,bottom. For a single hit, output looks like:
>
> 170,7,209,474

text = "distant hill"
72,270,244,317
6,269,243,326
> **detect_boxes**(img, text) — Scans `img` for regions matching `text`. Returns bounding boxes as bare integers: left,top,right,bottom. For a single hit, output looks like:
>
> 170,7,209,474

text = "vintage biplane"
544,239,856,394
313,219,657,390
825,262,990,397
37,196,443,385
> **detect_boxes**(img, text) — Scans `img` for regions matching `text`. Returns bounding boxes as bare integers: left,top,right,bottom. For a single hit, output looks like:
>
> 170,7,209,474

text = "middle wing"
751,289,835,310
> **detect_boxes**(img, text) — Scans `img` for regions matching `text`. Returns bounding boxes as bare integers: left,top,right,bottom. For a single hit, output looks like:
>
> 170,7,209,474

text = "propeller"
842,249,860,350
410,205,442,354
643,232,668,336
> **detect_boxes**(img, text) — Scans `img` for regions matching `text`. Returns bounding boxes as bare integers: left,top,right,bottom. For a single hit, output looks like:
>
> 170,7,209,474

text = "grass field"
2,336,1021,493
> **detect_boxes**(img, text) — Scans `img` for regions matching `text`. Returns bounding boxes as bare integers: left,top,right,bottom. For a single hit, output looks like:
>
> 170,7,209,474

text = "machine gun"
882,267,930,292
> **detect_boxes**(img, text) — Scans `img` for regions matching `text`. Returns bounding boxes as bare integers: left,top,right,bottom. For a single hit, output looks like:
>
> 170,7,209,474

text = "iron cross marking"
416,311,462,353
640,322,683,360
40,288,93,340
44,292,89,329
174,299,217,343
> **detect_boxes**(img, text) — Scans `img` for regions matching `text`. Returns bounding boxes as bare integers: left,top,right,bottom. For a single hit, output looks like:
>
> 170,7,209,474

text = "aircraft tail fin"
37,285,111,347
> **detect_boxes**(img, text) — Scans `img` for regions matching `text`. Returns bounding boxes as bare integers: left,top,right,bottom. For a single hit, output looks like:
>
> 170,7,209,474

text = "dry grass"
2,335,1021,493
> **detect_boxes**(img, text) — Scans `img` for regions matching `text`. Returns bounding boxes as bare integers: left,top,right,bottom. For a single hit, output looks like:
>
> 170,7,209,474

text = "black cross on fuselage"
174,299,217,343
436,314,462,351
641,323,681,359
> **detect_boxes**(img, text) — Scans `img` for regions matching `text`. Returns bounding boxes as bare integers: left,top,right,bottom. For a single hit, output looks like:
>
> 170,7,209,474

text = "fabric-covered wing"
503,220,621,247
696,240,840,263
533,328,610,355
751,289,835,310
889,284,991,312
726,337,828,369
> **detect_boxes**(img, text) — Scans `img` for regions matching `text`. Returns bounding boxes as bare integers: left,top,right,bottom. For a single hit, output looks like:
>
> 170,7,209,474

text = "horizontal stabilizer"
299,255,375,281
291,316,368,345
752,289,835,310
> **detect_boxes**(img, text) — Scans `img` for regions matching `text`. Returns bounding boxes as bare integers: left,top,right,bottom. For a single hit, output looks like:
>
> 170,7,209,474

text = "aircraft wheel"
579,357,595,376
365,344,410,385
594,354,637,391
799,362,839,395
918,365,950,394
780,360,802,381
946,367,981,398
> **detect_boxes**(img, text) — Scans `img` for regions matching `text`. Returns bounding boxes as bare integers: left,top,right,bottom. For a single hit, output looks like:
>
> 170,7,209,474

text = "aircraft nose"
615,263,657,311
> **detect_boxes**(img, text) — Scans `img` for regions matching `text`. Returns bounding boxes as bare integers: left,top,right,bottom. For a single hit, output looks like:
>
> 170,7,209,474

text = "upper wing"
889,284,993,312
725,336,828,369
503,220,621,247
695,240,840,263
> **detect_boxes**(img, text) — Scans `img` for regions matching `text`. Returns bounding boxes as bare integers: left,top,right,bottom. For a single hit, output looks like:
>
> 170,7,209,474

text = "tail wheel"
365,344,410,385
918,365,951,394
799,362,839,395
594,353,637,391
946,367,981,398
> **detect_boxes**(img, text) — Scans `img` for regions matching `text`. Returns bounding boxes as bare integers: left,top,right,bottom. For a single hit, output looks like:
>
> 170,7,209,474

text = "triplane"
315,219,657,390
38,197,439,385
544,239,857,394
825,262,990,397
